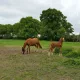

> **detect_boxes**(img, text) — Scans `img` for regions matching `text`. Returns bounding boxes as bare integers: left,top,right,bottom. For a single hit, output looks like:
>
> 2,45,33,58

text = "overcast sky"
0,0,80,34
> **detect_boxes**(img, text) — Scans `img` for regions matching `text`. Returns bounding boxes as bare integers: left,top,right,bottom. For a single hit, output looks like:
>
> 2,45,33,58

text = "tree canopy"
13,17,41,39
0,8,79,42
40,8,74,40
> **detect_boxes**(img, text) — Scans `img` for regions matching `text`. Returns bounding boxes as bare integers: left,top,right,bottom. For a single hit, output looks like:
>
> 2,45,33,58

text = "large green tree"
0,24,12,38
40,8,74,40
0,24,6,35
17,16,41,39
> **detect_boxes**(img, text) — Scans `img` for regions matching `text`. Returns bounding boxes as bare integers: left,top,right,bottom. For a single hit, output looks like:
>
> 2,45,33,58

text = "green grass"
0,39,80,80
0,39,24,46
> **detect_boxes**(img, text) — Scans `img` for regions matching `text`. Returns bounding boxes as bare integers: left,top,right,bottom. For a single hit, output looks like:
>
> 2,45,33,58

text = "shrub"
62,48,73,54
54,48,73,56
54,48,60,54
63,59,80,66
65,51,80,58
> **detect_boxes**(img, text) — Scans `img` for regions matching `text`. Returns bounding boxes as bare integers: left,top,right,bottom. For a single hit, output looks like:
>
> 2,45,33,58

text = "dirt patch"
0,46,21,54
0,46,48,54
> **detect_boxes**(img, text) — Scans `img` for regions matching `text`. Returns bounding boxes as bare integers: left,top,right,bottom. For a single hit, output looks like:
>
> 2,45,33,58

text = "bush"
54,48,73,55
63,59,80,66
3,34,13,39
65,51,80,58
54,48,60,54
62,48,73,55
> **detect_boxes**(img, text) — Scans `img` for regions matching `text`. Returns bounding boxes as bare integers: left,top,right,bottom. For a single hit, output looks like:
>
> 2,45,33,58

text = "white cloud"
60,0,80,34
0,6,25,18
61,0,74,9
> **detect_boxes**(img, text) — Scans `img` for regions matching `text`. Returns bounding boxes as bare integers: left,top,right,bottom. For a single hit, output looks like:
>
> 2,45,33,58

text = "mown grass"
0,39,24,46
0,39,80,80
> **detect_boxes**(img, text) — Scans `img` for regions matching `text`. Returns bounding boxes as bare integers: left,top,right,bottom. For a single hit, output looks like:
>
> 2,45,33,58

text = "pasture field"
0,39,80,80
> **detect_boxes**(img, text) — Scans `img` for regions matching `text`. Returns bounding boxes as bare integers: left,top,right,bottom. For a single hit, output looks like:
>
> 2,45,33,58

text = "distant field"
0,39,24,46
0,39,80,80
0,39,80,48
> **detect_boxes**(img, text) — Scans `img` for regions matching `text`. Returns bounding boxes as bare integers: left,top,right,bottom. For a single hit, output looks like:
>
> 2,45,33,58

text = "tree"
5,24,13,38
0,24,6,35
18,17,41,39
0,24,13,39
40,8,74,40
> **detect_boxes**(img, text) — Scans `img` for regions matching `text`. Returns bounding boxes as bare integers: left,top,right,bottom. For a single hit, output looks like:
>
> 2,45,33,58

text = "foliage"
54,48,60,54
65,33,80,42
62,48,73,55
63,59,80,66
65,51,80,58
0,24,13,39
40,8,74,40
0,8,80,42
12,17,41,39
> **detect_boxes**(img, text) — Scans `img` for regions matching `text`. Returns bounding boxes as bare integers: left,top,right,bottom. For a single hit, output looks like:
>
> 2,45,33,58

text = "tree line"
0,8,80,42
